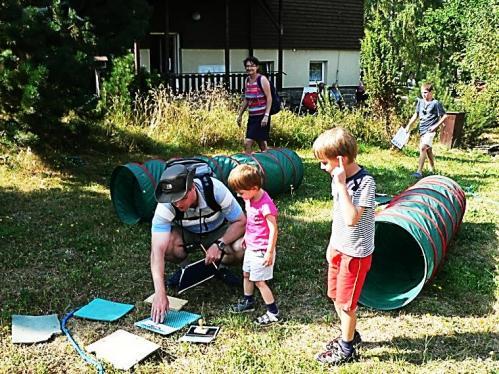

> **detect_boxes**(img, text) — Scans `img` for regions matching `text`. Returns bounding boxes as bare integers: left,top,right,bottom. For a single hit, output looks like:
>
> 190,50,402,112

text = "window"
259,61,275,75
309,61,327,84
198,65,225,74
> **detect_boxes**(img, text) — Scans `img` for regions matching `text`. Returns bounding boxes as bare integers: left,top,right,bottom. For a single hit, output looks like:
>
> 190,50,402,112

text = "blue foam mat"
135,310,201,335
74,298,134,322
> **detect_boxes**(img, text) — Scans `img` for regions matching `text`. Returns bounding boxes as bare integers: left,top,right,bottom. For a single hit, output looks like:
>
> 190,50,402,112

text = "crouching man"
150,164,246,323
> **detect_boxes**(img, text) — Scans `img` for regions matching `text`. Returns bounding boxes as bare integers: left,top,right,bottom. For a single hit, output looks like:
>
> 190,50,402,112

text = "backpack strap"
173,176,221,223
256,74,265,93
199,175,222,213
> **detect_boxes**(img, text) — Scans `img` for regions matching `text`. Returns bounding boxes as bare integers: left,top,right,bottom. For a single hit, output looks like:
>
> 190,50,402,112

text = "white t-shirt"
330,168,376,258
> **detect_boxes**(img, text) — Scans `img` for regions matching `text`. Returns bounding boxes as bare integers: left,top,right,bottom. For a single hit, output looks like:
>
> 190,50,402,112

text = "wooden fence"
166,72,278,94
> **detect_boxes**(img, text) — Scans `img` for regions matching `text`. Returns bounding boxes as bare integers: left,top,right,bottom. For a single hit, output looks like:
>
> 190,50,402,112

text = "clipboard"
391,127,410,149
177,244,222,294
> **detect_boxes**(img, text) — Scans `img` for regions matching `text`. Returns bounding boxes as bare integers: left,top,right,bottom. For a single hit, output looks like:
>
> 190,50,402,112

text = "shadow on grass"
1,145,496,325
0,186,152,323
22,120,203,189
364,332,498,364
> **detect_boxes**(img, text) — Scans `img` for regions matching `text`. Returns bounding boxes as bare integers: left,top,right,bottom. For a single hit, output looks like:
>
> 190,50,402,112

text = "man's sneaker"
254,311,279,326
316,344,358,366
167,268,182,288
215,267,242,287
230,298,255,313
411,171,423,179
325,330,362,350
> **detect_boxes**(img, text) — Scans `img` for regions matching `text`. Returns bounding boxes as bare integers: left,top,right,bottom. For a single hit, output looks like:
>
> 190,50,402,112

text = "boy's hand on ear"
333,156,346,185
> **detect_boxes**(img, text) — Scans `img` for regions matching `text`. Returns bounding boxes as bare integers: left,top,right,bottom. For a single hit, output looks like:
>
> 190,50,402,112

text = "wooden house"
135,0,363,101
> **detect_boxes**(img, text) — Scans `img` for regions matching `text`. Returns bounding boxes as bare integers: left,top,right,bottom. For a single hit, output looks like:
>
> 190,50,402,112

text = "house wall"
159,0,363,50
181,49,360,87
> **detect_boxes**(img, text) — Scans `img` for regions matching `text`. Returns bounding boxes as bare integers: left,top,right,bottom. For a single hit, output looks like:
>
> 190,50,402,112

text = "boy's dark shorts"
327,249,372,311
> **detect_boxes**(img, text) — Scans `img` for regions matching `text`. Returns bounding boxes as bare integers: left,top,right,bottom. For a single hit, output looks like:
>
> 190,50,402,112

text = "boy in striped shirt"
313,127,376,365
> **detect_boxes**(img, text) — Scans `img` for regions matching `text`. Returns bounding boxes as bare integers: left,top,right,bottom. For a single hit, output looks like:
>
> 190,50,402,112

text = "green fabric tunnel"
110,148,303,224
230,148,304,196
359,175,466,310
110,160,166,224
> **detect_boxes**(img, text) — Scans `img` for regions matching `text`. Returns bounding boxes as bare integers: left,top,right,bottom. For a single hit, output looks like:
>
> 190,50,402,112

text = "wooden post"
277,0,283,91
164,0,170,76
224,0,231,89
248,2,253,57
133,41,140,75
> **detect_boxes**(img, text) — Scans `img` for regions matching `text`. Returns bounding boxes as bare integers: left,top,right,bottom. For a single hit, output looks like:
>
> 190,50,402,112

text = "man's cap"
155,164,195,203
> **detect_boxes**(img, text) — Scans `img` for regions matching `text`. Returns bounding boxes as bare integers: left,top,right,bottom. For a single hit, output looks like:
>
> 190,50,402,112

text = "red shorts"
327,249,372,311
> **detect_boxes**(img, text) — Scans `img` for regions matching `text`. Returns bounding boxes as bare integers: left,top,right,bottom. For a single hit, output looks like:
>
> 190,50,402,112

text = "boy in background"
313,127,376,365
405,82,448,178
228,164,280,326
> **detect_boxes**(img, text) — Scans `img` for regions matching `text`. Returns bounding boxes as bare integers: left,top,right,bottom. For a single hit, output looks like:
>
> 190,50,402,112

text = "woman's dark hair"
243,56,260,67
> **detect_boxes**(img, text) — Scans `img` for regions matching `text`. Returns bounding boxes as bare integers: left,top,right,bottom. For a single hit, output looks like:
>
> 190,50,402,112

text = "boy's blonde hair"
421,82,433,92
228,164,263,191
313,127,358,161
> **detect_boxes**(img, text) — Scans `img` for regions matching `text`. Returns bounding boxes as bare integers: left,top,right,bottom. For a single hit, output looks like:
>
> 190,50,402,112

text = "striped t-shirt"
151,177,243,234
330,167,376,258
245,75,267,116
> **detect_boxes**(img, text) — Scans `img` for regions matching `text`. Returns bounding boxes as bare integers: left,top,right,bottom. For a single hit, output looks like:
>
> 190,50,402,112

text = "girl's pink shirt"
244,190,278,252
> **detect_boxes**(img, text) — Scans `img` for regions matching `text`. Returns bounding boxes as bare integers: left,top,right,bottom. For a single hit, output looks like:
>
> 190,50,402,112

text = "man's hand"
205,243,222,265
261,115,269,127
151,291,169,323
262,250,274,267
332,156,346,185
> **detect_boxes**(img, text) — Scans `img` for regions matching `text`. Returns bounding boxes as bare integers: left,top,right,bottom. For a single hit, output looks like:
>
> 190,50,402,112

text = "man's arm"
150,232,171,323
205,212,246,264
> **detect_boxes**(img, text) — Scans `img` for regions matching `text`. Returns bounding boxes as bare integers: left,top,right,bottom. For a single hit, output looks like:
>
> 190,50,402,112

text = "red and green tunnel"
110,148,304,225
359,175,466,310
110,155,465,310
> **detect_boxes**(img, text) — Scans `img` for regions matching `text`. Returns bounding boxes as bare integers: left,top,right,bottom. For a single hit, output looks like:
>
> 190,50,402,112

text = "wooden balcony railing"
165,72,279,94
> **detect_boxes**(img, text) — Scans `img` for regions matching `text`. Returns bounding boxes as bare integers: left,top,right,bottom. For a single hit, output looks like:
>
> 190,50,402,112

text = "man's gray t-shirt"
415,98,446,135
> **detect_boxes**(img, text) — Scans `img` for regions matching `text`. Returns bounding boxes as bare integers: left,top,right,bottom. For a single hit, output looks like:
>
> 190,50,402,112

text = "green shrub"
456,81,499,147
103,84,402,152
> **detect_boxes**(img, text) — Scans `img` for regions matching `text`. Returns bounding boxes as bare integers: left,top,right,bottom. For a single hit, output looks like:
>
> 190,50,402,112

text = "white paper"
134,319,179,335
391,127,410,149
86,329,159,370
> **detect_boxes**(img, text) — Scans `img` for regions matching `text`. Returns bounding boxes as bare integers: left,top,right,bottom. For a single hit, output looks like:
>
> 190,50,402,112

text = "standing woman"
237,56,272,153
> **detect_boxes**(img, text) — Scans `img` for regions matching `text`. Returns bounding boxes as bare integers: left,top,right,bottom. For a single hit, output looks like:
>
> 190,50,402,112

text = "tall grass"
104,86,401,152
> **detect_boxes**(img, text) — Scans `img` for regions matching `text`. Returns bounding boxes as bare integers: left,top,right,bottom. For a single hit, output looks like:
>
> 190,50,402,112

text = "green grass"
0,142,498,373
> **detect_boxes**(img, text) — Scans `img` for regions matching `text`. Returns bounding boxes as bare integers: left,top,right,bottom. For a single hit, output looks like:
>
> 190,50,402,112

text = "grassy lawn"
0,142,498,373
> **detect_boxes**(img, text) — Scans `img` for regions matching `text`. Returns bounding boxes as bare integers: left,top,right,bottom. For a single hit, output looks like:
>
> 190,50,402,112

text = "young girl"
227,164,280,325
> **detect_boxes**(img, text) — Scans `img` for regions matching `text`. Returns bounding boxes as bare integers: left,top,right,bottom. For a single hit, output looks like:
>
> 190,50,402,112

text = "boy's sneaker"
230,299,255,313
254,311,279,326
167,268,182,288
215,267,242,288
325,330,362,350
316,344,358,366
